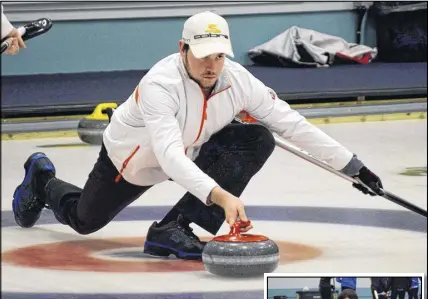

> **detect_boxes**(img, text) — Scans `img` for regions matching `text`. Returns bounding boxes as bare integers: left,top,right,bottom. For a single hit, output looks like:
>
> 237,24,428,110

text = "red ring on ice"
2,237,322,272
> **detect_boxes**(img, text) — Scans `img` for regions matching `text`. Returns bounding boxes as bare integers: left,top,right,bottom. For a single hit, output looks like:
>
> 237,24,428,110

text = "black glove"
353,166,384,196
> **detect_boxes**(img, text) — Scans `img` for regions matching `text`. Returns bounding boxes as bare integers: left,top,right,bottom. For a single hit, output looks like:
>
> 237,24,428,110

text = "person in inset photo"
319,277,334,299
371,277,389,299
338,288,359,299
407,277,420,299
387,277,411,299
336,277,357,291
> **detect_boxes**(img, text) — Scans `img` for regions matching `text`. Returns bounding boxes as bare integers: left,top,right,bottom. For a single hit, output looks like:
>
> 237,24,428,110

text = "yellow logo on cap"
205,24,221,33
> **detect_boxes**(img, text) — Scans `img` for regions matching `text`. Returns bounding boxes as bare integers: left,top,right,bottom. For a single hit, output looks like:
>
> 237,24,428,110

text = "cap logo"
194,33,229,40
205,24,221,34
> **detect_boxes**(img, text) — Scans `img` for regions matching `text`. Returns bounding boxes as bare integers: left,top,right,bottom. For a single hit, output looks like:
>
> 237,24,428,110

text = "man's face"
179,41,225,89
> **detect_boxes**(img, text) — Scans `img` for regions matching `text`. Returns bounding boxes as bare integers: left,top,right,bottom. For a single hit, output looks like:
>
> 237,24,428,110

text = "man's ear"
178,40,185,54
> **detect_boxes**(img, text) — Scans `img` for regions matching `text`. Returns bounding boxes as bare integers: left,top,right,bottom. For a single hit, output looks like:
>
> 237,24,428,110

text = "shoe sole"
143,241,202,260
12,152,53,228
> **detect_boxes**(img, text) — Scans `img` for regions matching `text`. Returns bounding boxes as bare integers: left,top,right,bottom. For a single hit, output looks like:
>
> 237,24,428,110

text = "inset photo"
265,275,425,299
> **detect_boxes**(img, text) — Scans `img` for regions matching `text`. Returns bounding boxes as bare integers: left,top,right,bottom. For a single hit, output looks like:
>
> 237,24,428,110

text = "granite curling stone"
202,220,279,277
77,102,117,145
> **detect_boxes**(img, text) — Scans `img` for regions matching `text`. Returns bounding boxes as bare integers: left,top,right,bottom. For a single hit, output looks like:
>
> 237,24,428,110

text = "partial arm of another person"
1,4,25,54
244,74,384,196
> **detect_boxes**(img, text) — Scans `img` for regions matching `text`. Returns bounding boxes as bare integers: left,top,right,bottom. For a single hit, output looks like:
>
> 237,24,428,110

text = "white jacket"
103,53,356,204
1,4,14,39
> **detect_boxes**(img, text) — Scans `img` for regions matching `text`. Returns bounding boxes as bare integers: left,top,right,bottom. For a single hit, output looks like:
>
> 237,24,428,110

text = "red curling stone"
202,220,280,277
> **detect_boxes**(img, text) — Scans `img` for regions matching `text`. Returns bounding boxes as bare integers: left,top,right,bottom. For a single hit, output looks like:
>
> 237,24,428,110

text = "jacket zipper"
195,89,208,143
185,89,208,155
115,145,141,183
116,84,233,180
185,85,231,154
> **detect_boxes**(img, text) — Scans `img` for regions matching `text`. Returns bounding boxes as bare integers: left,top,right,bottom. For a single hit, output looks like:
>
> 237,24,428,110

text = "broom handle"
235,116,427,218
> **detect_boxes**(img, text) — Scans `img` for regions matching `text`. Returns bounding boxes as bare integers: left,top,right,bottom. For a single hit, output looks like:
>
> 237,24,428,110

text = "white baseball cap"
182,11,234,59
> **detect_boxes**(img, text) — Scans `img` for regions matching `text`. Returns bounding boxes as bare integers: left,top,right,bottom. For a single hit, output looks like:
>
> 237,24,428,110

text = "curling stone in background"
202,220,279,277
77,102,117,145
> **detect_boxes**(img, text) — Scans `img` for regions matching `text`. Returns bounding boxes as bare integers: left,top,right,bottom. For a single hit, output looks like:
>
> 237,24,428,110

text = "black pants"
44,123,275,235
390,289,406,299
319,277,333,299
408,288,418,299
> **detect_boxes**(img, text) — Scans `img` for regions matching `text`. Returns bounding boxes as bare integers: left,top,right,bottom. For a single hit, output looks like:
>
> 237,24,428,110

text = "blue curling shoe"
12,152,56,228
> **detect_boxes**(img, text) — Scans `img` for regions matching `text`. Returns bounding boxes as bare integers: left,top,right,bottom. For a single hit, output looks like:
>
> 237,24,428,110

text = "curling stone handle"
230,220,252,236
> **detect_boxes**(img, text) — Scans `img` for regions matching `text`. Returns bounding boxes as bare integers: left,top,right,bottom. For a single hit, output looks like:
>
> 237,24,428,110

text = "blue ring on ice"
2,205,426,232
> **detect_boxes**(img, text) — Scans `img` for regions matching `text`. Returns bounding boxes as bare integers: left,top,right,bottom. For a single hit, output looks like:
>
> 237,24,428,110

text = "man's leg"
408,289,417,299
13,144,150,234
320,277,333,299
390,289,398,299
144,123,275,257
371,288,377,299
413,288,419,299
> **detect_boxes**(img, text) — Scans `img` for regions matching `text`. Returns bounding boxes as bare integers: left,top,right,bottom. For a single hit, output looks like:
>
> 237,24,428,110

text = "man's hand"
209,186,253,231
353,166,384,196
4,28,26,55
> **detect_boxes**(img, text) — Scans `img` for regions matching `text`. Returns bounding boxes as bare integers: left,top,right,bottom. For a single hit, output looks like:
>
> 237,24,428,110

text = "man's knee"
246,124,276,158
71,218,107,235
